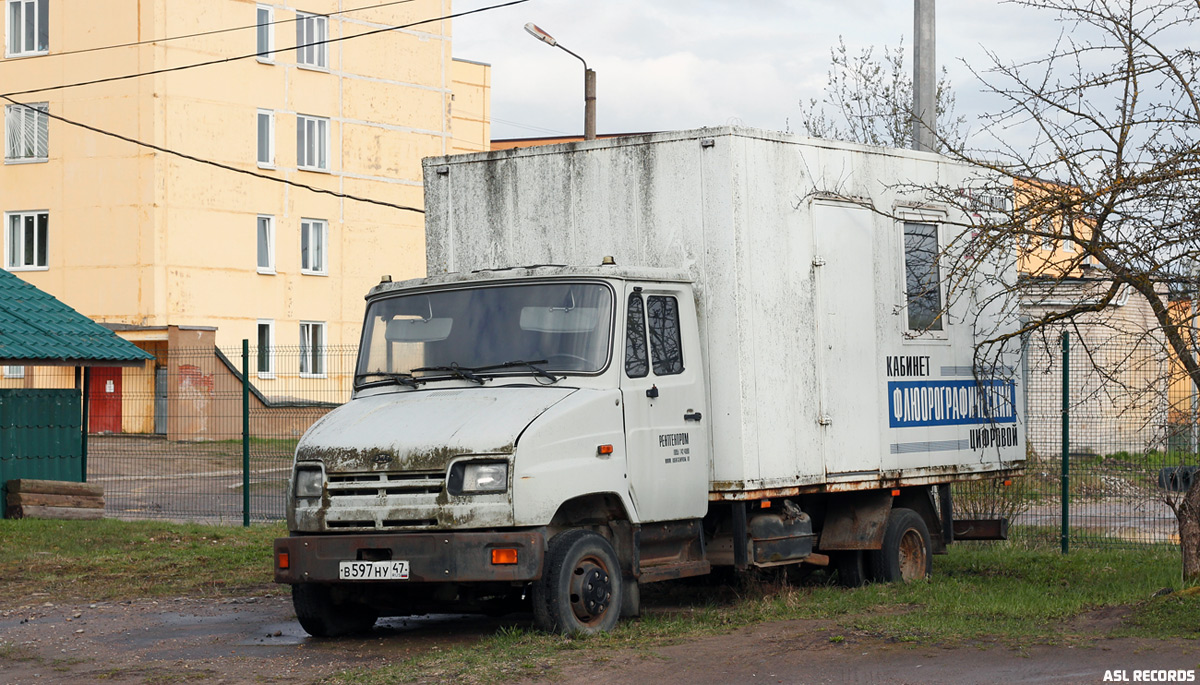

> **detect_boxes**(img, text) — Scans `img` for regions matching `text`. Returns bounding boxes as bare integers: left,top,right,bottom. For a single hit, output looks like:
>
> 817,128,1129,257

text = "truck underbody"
275,478,1015,636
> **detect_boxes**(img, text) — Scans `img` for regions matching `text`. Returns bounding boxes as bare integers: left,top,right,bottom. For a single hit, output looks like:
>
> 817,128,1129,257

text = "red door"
89,367,123,434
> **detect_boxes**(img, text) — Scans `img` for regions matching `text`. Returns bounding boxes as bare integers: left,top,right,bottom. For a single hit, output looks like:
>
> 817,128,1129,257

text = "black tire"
867,507,932,583
292,583,378,637
834,550,870,588
532,529,623,635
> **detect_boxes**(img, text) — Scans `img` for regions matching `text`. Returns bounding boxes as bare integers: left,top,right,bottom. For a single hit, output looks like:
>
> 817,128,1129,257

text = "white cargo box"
423,127,1023,495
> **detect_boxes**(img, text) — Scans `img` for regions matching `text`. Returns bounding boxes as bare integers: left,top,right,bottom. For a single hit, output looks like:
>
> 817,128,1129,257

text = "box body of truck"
275,127,1024,636
423,127,1024,493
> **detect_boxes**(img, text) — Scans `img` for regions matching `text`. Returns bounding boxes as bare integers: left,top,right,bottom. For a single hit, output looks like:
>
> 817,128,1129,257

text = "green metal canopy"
0,270,153,366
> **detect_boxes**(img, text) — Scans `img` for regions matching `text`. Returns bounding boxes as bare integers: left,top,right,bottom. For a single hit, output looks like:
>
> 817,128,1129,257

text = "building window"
255,4,273,61
256,109,274,167
6,210,47,270
6,0,48,57
1039,218,1056,252
3,365,24,379
300,218,326,274
903,222,943,331
646,295,684,376
295,12,327,69
299,321,325,377
4,102,48,162
256,215,274,273
296,114,328,171
256,320,274,377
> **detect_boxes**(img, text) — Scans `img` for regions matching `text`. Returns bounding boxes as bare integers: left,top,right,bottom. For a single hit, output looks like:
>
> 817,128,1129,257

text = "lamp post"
524,22,596,140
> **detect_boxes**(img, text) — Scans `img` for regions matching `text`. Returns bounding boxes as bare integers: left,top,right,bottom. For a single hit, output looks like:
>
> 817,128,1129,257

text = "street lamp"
524,22,596,140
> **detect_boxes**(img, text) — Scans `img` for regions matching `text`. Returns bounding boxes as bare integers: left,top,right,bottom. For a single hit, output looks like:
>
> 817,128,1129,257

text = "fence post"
242,339,250,527
1061,331,1070,554
80,367,90,483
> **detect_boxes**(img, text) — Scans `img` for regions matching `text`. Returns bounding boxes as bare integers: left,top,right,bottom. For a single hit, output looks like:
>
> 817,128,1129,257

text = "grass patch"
0,519,286,606
0,640,41,663
1113,586,1200,639
327,541,1191,685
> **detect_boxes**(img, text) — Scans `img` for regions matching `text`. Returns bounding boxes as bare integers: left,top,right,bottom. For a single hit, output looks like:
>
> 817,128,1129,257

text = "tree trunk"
1177,476,1200,584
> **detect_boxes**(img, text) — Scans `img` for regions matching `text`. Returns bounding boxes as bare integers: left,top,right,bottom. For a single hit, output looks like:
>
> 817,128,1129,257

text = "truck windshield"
356,282,614,385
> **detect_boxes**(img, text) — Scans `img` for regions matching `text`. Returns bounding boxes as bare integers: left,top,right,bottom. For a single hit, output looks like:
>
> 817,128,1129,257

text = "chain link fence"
29,333,1189,549
82,344,357,524
955,329,1190,548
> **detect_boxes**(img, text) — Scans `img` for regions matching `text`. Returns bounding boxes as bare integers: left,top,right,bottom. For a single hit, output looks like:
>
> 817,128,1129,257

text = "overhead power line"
2,0,529,99
0,0,420,61
2,95,424,214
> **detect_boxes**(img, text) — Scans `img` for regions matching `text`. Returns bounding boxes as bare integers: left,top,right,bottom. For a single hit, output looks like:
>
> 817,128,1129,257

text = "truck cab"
276,265,712,635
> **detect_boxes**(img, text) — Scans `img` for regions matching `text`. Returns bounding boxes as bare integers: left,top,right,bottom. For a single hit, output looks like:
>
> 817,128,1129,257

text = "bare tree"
797,36,966,151
803,1,1200,580
950,0,1198,579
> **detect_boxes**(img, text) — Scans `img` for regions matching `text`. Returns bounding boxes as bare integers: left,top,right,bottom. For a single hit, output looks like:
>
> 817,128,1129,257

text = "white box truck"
274,128,1024,636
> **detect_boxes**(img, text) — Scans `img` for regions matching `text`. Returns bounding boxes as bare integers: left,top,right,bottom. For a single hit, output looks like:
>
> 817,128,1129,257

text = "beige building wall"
1,0,490,412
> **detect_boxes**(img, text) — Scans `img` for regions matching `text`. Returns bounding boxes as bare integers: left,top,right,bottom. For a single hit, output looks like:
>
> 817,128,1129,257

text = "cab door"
620,282,710,522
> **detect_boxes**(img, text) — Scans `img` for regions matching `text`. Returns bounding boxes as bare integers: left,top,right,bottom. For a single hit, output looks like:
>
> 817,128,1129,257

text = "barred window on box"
295,12,326,68
5,102,48,162
299,321,325,376
6,211,47,270
6,0,48,57
903,222,943,331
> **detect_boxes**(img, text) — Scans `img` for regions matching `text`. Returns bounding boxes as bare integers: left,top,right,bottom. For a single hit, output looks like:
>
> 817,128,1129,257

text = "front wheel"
867,507,932,583
532,529,623,635
292,583,378,637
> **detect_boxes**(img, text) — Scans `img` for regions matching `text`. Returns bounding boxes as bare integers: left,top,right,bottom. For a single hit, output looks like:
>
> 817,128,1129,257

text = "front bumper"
274,530,545,584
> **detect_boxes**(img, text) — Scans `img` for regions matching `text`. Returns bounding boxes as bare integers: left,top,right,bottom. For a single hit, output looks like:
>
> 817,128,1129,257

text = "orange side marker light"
278,552,290,570
492,549,518,565
891,489,901,497
598,444,614,455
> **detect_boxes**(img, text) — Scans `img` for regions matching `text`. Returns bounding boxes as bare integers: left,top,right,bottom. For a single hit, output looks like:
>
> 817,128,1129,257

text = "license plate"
338,560,410,580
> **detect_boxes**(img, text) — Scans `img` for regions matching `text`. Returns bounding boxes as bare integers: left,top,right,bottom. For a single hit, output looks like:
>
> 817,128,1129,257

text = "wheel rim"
567,555,612,626
897,528,928,580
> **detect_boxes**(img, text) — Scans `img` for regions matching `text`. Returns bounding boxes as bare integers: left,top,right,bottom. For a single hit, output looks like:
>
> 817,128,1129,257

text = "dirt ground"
2,594,1197,685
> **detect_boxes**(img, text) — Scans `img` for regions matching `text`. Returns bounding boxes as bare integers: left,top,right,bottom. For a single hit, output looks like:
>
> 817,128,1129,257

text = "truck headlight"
294,464,324,498
449,461,508,495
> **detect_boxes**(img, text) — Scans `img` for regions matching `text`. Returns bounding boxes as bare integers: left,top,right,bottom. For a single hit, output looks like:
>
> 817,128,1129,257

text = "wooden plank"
7,492,104,509
7,479,104,498
7,505,105,521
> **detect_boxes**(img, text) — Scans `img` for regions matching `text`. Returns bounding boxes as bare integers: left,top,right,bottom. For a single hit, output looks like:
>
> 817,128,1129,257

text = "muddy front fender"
512,388,637,526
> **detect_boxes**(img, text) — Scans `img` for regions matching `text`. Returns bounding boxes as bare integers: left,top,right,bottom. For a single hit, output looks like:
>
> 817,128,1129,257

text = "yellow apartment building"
1,0,490,431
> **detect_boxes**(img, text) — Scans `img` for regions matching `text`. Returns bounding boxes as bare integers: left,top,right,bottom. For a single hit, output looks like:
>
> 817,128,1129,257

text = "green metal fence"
82,344,357,524
14,333,1186,549
0,389,83,516
955,330,1188,549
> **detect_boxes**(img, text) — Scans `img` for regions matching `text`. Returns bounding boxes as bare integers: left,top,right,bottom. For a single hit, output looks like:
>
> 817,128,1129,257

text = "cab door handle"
684,412,702,422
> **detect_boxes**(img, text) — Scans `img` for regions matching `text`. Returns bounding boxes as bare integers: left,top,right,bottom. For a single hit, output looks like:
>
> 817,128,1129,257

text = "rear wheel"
867,507,932,583
292,583,378,637
833,550,870,588
532,529,623,635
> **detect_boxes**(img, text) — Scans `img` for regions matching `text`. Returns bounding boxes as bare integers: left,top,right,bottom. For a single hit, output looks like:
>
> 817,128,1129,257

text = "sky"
450,1,1062,142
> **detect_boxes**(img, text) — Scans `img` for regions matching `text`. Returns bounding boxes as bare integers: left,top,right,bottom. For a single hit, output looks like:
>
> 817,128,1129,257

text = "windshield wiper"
476,360,562,384
411,363,487,385
355,372,423,388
